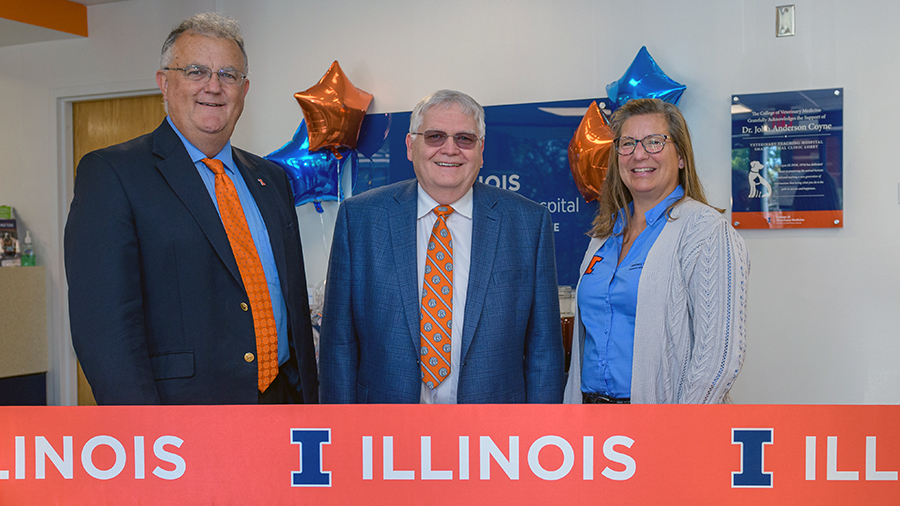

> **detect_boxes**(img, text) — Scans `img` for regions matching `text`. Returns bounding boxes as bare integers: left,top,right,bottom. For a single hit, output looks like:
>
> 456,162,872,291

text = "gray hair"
159,12,248,73
409,89,485,138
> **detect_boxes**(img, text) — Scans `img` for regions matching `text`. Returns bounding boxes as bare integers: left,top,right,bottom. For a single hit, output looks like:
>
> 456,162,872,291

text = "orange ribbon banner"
1,405,898,504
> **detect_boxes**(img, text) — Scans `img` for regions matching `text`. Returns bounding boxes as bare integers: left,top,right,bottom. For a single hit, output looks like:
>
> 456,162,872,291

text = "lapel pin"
257,179,266,187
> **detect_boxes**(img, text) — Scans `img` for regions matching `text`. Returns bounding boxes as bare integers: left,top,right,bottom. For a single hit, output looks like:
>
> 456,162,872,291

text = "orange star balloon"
568,101,614,203
294,61,373,152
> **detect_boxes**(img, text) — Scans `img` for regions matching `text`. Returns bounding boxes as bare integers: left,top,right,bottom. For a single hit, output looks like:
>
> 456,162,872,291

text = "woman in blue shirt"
564,99,749,404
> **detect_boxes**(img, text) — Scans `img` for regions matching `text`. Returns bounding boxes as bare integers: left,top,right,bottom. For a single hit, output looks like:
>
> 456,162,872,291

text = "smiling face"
406,103,484,204
617,113,683,210
156,32,249,157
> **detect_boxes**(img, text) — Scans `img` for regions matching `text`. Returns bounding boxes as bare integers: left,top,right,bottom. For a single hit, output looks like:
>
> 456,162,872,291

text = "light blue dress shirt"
167,117,289,366
579,185,685,398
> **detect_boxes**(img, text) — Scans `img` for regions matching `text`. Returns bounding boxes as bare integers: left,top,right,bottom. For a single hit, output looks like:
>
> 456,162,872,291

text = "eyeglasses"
162,65,247,86
412,130,482,150
614,134,669,155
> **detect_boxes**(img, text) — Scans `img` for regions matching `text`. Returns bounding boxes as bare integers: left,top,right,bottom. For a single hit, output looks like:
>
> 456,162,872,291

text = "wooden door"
72,94,166,405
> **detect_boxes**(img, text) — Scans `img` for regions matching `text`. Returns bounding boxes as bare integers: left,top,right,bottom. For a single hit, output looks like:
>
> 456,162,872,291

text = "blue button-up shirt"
579,186,685,398
167,117,288,366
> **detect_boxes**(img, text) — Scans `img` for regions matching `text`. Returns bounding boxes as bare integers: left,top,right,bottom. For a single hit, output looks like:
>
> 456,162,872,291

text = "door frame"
52,79,160,405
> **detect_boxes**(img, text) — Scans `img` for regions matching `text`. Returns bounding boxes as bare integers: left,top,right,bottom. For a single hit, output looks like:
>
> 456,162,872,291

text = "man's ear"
156,70,168,101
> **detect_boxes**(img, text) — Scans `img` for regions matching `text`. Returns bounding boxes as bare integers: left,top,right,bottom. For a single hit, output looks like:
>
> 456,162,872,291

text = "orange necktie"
420,205,454,389
201,158,278,392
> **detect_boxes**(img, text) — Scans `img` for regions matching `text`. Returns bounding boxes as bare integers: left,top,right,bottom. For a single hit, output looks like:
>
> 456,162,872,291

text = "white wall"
0,0,896,404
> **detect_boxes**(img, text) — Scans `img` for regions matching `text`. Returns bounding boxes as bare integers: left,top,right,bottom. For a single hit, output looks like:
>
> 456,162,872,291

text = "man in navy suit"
65,13,317,404
319,90,564,403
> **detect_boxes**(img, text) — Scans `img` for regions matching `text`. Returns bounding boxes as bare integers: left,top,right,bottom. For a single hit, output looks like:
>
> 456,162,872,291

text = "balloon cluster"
569,46,685,202
267,61,389,212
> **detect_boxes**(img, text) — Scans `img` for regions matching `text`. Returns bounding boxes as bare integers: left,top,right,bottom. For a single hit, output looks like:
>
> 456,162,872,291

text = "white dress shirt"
417,185,473,404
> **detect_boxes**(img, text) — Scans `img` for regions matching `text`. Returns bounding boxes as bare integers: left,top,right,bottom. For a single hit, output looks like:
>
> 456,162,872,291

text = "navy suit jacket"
65,120,318,405
319,180,564,403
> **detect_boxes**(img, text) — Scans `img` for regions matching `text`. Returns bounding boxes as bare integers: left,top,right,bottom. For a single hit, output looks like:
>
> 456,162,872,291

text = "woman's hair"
589,98,718,238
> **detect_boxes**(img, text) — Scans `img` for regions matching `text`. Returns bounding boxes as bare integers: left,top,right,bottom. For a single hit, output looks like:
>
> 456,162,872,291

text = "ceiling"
0,0,128,48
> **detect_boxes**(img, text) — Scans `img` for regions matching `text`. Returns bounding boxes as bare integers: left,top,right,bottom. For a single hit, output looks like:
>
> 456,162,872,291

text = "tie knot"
201,157,225,175
433,205,455,218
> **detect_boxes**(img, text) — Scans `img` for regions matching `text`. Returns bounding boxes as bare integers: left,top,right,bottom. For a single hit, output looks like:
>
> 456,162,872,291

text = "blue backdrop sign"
355,98,605,286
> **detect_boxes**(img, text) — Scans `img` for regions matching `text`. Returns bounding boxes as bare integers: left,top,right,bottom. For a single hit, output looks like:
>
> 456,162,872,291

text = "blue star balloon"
266,120,358,212
606,46,686,106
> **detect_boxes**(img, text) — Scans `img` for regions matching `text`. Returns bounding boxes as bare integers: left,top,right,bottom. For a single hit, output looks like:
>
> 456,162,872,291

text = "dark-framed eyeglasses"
411,130,482,150
614,134,669,155
162,64,247,86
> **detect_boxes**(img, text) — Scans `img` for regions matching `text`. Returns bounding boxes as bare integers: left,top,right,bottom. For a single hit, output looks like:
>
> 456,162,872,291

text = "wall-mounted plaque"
731,88,843,229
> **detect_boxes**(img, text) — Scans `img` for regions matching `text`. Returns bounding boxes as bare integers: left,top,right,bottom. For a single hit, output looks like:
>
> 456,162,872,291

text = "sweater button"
240,302,249,311
244,353,255,363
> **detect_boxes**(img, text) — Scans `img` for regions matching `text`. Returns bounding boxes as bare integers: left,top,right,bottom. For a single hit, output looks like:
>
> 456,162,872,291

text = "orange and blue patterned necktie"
420,205,454,389
201,158,279,393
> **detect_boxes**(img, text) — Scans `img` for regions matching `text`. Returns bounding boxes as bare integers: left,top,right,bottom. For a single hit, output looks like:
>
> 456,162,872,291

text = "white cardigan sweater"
564,199,750,404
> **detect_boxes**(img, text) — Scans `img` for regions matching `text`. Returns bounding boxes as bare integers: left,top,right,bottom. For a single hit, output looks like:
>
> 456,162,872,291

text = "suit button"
240,302,249,311
244,353,255,362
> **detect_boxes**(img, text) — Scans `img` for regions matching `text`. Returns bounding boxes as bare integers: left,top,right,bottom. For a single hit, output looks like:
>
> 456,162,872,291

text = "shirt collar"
645,185,685,226
167,116,236,174
416,184,474,220
613,185,685,234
